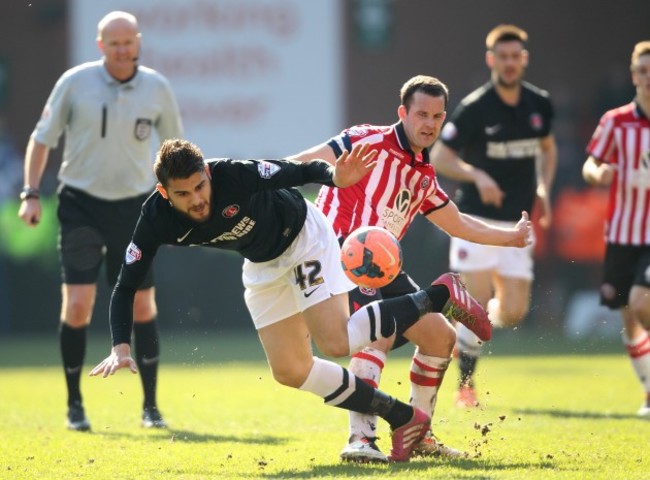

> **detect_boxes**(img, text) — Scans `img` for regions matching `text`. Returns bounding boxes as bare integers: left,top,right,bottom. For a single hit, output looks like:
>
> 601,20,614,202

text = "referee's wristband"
19,186,40,201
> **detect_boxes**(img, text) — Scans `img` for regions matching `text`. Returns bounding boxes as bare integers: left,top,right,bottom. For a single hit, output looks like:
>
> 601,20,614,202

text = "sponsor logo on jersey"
484,124,502,136
222,204,240,218
440,122,457,141
257,161,281,179
381,189,410,238
389,148,406,160
134,118,153,140
177,228,193,243
125,242,142,264
486,138,540,159
529,113,543,131
208,216,256,243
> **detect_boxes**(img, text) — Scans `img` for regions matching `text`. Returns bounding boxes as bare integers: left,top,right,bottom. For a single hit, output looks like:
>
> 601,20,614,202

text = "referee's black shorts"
56,185,154,289
601,243,650,309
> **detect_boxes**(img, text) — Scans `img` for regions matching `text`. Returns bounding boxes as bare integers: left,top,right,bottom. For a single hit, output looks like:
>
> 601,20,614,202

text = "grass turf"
0,331,648,479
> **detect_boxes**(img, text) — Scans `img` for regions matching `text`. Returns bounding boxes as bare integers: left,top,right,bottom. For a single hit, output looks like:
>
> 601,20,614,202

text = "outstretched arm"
427,201,531,248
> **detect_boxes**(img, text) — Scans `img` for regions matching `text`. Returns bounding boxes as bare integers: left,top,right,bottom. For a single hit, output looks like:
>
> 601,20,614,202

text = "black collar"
634,101,650,121
394,122,429,164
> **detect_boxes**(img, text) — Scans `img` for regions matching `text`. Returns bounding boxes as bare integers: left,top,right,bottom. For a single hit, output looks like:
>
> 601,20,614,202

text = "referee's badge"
134,118,153,140
125,242,142,264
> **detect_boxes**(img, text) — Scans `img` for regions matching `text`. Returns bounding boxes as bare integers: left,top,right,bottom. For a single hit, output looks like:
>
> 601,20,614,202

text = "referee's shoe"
142,406,168,429
66,401,91,432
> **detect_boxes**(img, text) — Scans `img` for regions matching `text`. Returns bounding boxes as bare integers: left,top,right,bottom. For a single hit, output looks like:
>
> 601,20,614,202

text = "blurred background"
0,0,646,342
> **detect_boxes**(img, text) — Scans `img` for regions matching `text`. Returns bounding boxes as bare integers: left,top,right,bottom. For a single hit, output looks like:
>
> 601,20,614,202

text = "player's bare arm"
17,139,50,227
89,343,138,378
332,142,377,188
582,156,615,186
430,142,504,207
426,202,531,248
535,134,558,229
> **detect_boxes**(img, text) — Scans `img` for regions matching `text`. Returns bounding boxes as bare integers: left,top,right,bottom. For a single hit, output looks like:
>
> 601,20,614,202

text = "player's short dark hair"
486,24,528,51
154,139,205,187
400,75,449,110
631,41,650,69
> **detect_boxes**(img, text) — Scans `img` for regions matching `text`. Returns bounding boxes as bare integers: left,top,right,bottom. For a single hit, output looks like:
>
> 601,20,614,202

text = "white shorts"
449,217,535,280
242,201,356,329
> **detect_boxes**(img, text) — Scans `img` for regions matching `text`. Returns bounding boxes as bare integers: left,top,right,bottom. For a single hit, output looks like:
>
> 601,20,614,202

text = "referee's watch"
19,186,40,201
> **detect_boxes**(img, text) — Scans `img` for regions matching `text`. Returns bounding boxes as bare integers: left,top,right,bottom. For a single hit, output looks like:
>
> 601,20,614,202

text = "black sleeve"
218,158,335,190
109,213,161,346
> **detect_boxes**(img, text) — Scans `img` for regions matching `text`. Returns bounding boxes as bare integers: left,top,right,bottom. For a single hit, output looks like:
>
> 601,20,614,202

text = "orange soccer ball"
340,226,403,289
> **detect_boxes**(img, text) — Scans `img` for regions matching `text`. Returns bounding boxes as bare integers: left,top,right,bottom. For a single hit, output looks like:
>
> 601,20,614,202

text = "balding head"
97,11,139,41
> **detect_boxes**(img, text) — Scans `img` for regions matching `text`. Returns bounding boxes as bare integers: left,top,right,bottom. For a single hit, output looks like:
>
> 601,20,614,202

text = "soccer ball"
340,226,402,289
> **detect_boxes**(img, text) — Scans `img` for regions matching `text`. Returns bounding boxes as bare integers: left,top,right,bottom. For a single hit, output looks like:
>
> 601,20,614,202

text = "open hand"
89,343,138,378
332,142,378,188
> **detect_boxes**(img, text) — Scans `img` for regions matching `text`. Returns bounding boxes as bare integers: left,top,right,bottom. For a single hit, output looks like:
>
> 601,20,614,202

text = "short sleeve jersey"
440,81,554,221
586,102,650,246
316,122,449,241
32,60,183,200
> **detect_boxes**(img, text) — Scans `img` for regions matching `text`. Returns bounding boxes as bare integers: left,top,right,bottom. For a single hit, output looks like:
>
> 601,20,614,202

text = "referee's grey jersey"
32,60,183,200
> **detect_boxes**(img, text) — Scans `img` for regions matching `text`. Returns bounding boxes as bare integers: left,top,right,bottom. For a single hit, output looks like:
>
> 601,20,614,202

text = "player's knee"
270,365,307,389
315,339,349,358
62,297,93,326
133,288,158,320
629,299,650,327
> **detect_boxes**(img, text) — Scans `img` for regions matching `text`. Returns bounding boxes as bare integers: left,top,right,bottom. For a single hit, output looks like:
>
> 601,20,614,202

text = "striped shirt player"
18,12,183,432
587,103,650,247
583,40,650,418
290,75,531,463
316,122,450,241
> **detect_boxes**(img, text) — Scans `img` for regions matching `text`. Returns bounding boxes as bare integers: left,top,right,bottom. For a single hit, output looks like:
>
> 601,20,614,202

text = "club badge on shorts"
134,118,153,140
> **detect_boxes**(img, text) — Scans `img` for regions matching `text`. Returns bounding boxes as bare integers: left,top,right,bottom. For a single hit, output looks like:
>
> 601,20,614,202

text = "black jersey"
440,81,554,221
110,157,335,344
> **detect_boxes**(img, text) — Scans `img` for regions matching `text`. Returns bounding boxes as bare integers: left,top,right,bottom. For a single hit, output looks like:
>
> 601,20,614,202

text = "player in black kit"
431,24,557,408
90,138,491,462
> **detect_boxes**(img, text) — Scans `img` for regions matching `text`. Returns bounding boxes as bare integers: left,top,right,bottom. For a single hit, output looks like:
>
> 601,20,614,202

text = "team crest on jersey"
222,204,240,218
257,161,280,179
421,177,431,189
529,113,543,131
134,118,153,140
125,242,142,264
359,286,377,296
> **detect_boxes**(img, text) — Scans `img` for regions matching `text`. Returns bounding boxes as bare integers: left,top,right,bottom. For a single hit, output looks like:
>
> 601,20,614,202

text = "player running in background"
582,41,650,417
89,139,500,462
430,25,557,408
17,11,183,431
289,75,531,463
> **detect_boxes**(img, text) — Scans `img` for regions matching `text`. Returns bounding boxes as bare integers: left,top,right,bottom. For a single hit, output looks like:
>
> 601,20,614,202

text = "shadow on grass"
93,428,289,446
260,456,560,478
513,407,638,420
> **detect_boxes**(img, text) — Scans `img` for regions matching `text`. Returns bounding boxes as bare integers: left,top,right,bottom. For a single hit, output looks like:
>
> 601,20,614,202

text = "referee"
18,11,183,431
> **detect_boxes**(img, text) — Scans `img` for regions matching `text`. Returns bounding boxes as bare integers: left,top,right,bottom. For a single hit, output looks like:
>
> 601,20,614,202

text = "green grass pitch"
0,331,648,479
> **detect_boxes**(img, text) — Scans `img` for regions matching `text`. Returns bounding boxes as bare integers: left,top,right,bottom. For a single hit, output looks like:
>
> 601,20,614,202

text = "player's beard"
496,72,522,90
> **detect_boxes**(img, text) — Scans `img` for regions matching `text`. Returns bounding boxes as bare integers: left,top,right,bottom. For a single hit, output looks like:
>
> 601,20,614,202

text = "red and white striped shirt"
587,103,650,245
316,123,449,240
